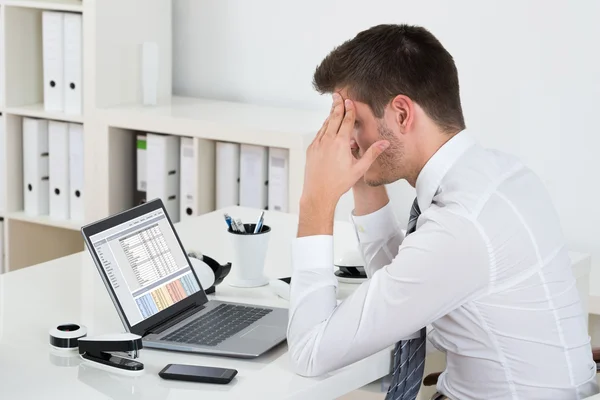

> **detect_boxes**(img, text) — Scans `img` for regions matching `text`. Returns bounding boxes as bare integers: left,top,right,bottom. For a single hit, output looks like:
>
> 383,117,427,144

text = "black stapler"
78,333,144,373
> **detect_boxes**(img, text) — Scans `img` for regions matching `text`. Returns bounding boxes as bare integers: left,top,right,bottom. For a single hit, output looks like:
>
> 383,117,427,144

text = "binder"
146,133,180,222
268,147,289,212
179,137,215,221
0,217,4,274
48,121,70,219
239,144,268,210
42,11,65,112
68,123,84,221
215,142,240,209
63,13,82,115
23,117,50,216
135,134,147,205
0,115,4,213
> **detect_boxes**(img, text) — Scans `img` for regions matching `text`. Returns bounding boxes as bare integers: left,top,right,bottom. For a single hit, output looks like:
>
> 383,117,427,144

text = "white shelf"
5,103,83,123
0,0,318,271
7,211,82,231
101,96,324,150
1,0,83,12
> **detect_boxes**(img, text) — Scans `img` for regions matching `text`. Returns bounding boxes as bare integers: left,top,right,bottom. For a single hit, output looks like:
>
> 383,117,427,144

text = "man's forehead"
335,87,367,106
335,87,372,117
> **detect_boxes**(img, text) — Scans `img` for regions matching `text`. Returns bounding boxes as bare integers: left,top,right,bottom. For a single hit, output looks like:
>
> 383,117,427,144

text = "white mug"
227,224,271,287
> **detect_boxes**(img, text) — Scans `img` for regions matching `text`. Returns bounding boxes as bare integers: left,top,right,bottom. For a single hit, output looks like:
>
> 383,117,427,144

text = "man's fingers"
337,99,355,140
323,93,345,140
353,140,389,177
314,116,330,143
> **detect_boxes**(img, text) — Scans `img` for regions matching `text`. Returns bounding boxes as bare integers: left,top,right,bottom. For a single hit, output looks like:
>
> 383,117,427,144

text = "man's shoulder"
419,203,481,236
437,145,546,216
448,143,527,183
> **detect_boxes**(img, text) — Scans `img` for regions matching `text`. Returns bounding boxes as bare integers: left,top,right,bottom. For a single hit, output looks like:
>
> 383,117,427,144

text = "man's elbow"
289,354,330,378
288,341,335,377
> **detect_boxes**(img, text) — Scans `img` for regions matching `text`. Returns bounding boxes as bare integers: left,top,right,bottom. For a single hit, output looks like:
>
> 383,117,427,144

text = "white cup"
227,223,271,287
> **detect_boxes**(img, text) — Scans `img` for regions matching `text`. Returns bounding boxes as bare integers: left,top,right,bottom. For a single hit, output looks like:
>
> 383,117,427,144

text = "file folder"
68,123,84,221
215,142,240,209
0,115,4,213
268,147,289,212
239,144,268,210
63,13,82,115
23,117,50,216
42,11,65,112
135,134,147,205
147,133,180,222
49,121,70,220
180,137,215,221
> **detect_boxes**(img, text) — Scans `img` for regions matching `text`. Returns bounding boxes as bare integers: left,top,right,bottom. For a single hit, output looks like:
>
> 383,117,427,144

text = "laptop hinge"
145,304,205,336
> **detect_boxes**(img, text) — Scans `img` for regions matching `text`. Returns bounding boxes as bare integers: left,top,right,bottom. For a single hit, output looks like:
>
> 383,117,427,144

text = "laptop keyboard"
162,304,272,347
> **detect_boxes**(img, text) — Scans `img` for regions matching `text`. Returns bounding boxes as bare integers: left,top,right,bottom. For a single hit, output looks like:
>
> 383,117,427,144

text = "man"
287,24,599,400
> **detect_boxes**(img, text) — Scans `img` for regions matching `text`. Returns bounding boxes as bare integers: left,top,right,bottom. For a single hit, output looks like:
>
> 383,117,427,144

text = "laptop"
81,198,288,358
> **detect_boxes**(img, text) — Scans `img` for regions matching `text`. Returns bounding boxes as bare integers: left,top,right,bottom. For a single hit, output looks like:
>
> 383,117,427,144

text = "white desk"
0,206,391,400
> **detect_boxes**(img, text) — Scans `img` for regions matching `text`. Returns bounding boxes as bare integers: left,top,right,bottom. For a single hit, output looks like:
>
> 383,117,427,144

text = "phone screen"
165,364,233,378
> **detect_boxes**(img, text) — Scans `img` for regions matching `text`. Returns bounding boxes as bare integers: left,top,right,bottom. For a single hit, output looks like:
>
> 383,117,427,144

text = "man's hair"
313,24,465,133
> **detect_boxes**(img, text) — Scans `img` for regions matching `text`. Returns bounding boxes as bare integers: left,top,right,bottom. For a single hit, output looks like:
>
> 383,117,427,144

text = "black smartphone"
159,364,237,384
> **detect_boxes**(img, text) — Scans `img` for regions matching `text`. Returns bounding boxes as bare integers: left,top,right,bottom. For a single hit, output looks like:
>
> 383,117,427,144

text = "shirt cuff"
292,235,334,271
350,202,401,243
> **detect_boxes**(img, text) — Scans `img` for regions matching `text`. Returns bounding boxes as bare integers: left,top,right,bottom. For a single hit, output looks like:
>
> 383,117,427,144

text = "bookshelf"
0,0,324,273
0,0,172,272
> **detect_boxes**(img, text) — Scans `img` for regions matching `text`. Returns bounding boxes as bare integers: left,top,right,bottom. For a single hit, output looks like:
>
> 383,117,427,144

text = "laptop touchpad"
241,325,280,341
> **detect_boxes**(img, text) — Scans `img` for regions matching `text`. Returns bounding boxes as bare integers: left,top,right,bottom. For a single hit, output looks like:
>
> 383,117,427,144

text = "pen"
224,213,233,230
253,211,265,234
235,218,246,233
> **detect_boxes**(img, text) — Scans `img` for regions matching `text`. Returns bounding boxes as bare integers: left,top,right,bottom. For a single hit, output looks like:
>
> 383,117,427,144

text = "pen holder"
227,224,271,288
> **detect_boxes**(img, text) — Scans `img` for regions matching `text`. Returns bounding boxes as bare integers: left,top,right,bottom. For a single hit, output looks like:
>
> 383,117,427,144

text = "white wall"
173,1,600,276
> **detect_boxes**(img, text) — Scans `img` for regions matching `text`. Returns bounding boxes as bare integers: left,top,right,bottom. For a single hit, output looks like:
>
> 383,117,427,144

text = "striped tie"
386,198,427,400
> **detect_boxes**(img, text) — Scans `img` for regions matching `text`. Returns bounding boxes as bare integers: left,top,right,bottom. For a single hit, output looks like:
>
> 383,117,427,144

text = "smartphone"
159,364,238,384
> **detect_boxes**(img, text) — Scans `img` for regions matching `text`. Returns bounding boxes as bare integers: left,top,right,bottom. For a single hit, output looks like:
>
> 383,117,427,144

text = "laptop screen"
88,207,201,326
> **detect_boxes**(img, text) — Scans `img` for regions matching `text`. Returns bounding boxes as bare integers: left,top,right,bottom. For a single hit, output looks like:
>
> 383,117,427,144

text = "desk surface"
0,206,391,400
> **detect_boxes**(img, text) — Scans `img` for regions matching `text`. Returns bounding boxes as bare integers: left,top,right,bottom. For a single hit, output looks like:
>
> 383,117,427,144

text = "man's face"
345,94,407,186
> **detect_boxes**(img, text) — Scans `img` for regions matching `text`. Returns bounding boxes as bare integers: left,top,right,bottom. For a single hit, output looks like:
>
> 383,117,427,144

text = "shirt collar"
415,129,476,212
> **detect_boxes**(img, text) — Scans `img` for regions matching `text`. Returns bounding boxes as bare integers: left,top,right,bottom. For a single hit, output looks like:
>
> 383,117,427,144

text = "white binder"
215,142,240,209
135,134,147,205
68,123,84,222
23,118,50,216
0,115,5,213
147,133,180,222
268,147,289,212
63,13,82,115
48,121,70,219
180,137,215,221
239,144,268,210
42,11,65,112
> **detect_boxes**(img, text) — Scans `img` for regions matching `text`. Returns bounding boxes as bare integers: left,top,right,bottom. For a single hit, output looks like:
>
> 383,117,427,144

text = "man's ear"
390,95,414,131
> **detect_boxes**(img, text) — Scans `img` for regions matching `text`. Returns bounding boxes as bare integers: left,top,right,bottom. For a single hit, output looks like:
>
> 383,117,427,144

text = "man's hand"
297,93,389,237
301,94,389,208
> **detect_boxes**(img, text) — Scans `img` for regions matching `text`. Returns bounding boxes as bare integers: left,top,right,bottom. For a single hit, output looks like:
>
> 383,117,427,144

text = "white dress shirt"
287,130,599,399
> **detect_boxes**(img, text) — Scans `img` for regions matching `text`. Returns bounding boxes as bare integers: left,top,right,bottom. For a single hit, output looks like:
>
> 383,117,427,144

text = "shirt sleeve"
287,209,490,377
350,202,405,278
